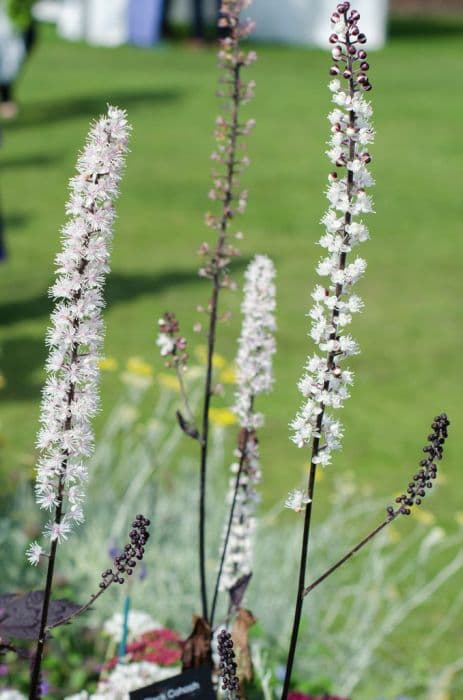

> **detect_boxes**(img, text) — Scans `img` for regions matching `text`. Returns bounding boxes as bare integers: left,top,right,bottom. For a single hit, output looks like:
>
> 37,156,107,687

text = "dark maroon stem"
198,58,243,624
281,25,357,700
210,428,250,627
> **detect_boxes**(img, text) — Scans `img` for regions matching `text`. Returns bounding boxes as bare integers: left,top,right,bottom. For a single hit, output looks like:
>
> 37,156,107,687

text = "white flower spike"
290,4,374,481
30,107,130,558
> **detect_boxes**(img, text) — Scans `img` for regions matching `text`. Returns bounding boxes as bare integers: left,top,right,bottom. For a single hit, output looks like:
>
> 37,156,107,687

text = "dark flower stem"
29,351,80,699
280,36,358,700
282,413,449,698
29,235,95,698
29,538,58,699
198,59,243,624
303,517,391,597
210,428,250,627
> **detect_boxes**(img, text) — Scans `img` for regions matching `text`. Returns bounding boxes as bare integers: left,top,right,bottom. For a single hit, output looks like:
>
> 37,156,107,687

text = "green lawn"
1,17,463,697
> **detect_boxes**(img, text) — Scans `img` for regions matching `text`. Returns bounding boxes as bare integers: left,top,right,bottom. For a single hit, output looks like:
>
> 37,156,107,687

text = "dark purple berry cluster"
387,413,450,519
100,514,150,588
217,629,240,699
329,3,372,92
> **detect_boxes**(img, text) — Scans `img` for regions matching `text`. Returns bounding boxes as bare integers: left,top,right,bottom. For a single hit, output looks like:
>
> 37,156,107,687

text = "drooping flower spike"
290,3,374,472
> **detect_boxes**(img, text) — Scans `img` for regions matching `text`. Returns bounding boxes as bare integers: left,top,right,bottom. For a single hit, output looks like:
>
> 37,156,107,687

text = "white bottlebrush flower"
29,107,130,559
234,254,277,429
26,541,45,566
219,255,276,592
290,10,374,472
285,489,312,513
219,433,261,591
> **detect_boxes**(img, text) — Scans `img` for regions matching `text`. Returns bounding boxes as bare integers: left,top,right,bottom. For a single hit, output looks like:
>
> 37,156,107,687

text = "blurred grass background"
1,14,463,696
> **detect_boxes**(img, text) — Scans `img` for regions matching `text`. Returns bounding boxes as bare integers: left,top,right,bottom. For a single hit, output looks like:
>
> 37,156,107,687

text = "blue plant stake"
118,594,131,661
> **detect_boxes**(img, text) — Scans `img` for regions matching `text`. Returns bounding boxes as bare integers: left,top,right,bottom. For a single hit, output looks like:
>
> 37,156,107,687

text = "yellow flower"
0,373,6,389
126,357,153,377
157,373,180,392
121,372,152,390
413,508,435,526
99,357,118,372
219,366,236,384
209,407,237,427
194,345,227,369
454,511,463,528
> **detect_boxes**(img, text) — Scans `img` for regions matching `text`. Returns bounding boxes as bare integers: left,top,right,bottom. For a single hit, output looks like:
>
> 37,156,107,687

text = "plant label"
129,665,217,700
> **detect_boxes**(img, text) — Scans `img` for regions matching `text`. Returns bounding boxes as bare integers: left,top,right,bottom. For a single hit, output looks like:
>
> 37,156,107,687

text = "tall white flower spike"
31,107,130,557
219,255,276,592
290,3,374,477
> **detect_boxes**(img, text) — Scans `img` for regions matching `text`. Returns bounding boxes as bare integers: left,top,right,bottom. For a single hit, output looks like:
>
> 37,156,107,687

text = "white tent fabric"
57,0,129,46
57,0,85,41
55,0,389,49
248,0,389,49
0,0,25,83
86,0,129,47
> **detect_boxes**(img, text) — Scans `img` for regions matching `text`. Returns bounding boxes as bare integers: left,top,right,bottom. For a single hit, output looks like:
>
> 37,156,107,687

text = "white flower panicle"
290,4,374,472
285,489,312,513
234,254,276,429
32,107,130,555
219,256,276,591
219,431,261,592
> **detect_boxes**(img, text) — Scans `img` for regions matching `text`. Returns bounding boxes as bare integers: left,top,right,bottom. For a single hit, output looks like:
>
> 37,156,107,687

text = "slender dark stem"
303,517,393,598
29,388,76,699
198,61,242,624
210,429,249,627
175,364,196,425
281,36,357,700
46,579,114,632
29,538,58,699
29,226,96,697
280,452,319,700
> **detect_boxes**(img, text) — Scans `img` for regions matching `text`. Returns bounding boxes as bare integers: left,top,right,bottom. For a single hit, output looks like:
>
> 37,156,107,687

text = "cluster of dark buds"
156,312,188,369
329,2,372,92
387,413,450,518
100,515,150,588
217,629,240,699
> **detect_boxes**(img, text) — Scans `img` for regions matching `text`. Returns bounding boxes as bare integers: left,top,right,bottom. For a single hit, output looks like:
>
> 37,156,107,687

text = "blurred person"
0,0,37,119
162,0,222,44
192,0,221,42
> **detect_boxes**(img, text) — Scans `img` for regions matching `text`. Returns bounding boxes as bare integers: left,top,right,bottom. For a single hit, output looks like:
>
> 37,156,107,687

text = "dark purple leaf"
0,591,81,641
